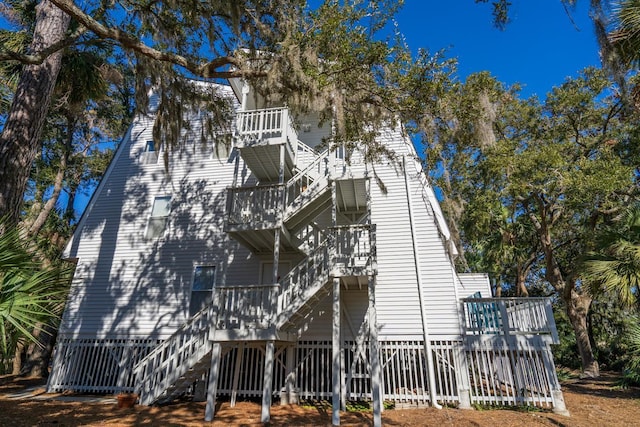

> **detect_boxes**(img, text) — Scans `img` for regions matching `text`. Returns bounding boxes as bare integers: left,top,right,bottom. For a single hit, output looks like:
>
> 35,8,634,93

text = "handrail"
133,304,214,404
278,238,330,313
236,107,288,141
461,297,558,342
226,184,285,226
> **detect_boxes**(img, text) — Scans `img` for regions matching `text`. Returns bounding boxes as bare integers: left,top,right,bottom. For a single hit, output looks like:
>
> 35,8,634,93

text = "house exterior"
48,79,568,424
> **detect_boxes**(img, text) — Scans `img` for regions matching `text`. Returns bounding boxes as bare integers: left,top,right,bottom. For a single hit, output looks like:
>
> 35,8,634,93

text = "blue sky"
397,0,601,98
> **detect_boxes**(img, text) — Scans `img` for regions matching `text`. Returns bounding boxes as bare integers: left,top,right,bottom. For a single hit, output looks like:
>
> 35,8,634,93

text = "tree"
426,68,637,377
0,0,70,227
0,0,451,228
0,219,72,367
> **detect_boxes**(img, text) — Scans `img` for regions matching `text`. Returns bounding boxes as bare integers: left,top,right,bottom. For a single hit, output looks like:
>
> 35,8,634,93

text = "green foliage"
583,203,640,307
0,219,73,358
620,322,640,386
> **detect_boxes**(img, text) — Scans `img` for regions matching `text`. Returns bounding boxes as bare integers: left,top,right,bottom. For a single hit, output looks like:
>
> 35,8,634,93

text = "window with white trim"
145,196,171,239
189,265,216,315
142,140,159,164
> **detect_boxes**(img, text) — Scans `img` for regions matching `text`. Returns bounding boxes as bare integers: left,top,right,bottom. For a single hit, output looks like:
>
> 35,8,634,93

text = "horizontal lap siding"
62,104,261,339
458,273,492,298
371,130,461,340
371,131,422,340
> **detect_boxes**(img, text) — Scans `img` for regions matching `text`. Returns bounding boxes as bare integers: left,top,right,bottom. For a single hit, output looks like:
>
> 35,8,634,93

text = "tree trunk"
20,323,58,378
515,265,529,297
0,0,70,227
28,117,74,237
529,200,600,377
564,288,599,378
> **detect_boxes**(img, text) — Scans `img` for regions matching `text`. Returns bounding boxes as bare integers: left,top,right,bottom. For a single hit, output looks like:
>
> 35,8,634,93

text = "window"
189,266,216,315
145,196,171,239
142,140,159,164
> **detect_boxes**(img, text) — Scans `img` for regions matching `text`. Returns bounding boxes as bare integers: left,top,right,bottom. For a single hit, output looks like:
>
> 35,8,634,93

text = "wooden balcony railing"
215,284,279,330
461,297,559,343
330,224,377,272
236,107,294,143
226,184,284,227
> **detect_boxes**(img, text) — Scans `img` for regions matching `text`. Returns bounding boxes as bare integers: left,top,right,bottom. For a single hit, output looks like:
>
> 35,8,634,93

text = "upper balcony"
235,107,298,182
461,297,559,344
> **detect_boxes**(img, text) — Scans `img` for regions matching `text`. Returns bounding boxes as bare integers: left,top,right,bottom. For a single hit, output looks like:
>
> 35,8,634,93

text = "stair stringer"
134,305,216,405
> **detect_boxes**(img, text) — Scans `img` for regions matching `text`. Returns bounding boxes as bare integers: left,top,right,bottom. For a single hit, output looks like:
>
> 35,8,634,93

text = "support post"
332,277,341,426
454,339,472,409
204,343,222,422
368,275,382,427
281,345,298,405
262,341,275,423
542,345,570,416
230,343,244,407
273,143,286,285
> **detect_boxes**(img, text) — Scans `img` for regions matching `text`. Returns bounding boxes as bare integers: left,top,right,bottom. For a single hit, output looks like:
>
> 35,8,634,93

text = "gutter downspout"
403,155,442,409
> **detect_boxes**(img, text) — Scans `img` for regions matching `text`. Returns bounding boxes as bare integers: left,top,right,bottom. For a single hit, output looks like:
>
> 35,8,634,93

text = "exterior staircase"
134,106,375,406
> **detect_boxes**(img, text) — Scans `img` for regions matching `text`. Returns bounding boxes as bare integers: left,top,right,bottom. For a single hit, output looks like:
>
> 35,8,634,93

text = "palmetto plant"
583,204,640,307
0,220,72,359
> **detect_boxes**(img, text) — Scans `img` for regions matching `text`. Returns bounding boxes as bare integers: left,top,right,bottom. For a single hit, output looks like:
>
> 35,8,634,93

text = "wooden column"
282,345,297,405
204,343,222,421
261,340,275,423
230,343,244,407
273,143,286,285
368,275,382,427
332,277,341,426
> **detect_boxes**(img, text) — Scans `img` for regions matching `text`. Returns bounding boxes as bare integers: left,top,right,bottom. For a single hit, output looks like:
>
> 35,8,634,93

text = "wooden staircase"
134,106,376,407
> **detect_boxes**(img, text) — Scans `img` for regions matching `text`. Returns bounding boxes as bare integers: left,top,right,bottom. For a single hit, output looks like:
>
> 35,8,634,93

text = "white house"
47,78,568,425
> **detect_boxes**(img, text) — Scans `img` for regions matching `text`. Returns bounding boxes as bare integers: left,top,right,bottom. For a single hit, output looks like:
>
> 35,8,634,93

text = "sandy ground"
0,373,639,426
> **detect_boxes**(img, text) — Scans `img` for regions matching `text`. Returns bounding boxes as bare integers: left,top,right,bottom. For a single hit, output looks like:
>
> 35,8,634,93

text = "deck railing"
330,224,376,271
461,297,558,342
226,184,284,227
216,284,279,329
236,107,293,143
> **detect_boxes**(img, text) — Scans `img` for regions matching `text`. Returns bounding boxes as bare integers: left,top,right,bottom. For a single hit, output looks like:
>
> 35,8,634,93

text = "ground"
0,373,639,426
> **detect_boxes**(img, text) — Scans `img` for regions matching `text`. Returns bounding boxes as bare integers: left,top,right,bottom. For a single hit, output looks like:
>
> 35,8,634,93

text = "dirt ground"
0,373,638,426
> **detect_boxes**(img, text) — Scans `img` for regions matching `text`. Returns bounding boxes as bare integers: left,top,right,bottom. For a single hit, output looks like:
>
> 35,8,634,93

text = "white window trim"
189,265,217,315
144,195,171,240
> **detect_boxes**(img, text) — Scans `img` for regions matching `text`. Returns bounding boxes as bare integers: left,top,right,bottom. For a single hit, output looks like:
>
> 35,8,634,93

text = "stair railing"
134,303,216,405
277,239,330,315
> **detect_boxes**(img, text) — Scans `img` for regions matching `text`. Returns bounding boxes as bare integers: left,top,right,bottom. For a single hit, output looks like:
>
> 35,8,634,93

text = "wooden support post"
262,340,275,423
542,345,570,416
282,345,297,405
368,275,382,427
332,277,341,426
204,343,222,422
273,143,286,285
230,343,244,407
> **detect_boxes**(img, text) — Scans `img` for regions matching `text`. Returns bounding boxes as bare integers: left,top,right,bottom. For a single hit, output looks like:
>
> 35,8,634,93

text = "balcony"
235,107,298,181
461,297,559,344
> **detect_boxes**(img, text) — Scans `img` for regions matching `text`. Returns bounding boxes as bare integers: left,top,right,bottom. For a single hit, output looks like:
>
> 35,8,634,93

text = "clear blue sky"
396,0,601,98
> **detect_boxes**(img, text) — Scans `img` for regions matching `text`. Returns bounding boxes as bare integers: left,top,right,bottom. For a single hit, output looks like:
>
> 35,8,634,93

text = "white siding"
62,87,468,342
458,273,492,298
61,92,262,339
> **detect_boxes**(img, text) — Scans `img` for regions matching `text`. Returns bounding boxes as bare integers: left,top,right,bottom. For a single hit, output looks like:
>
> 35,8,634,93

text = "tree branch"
0,27,86,64
47,0,265,79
